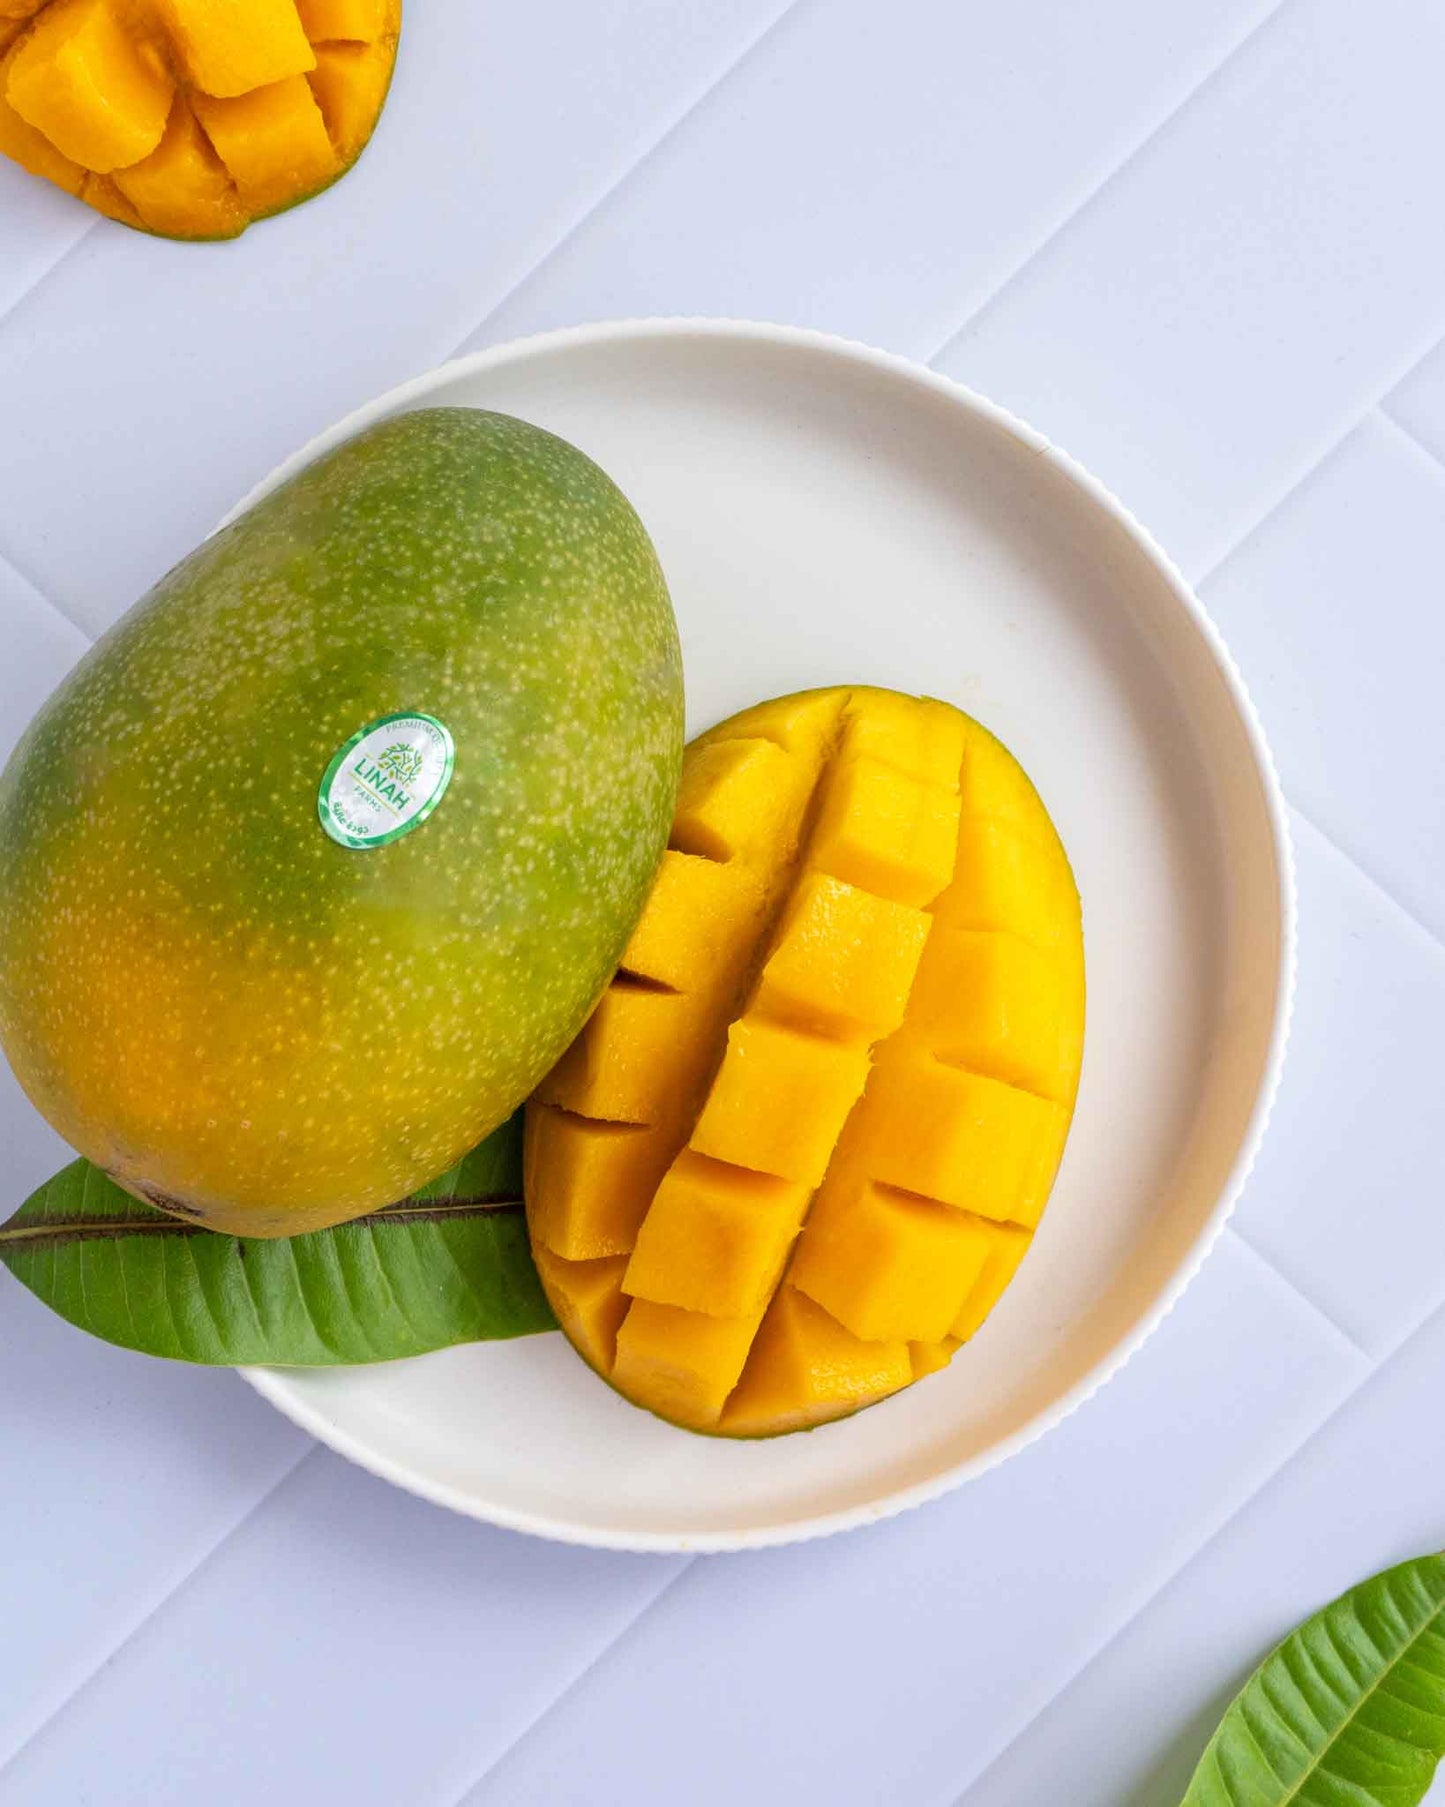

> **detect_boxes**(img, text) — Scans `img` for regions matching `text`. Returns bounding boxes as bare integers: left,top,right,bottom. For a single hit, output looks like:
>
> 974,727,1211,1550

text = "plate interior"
246,327,1286,1548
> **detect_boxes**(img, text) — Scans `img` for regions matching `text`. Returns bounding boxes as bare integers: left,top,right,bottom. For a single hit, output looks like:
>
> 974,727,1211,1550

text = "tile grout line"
0,543,94,648
0,1438,320,1785
0,217,98,341
947,1287,1445,1807
1222,1224,1371,1361
440,0,813,364
1374,400,1445,489
923,0,1293,373
1285,799,1445,971
434,1556,699,1807
1187,318,1445,591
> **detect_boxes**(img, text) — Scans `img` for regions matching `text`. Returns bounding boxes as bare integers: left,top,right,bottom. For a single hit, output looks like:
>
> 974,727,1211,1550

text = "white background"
2,2,1444,1800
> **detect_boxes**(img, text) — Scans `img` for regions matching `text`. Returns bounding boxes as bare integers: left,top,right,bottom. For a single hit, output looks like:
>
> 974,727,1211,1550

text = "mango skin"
0,408,683,1235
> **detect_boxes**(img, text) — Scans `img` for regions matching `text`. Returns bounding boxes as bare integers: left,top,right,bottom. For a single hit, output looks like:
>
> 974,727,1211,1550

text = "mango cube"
524,1105,676,1260
534,981,710,1127
932,814,1078,952
612,1298,759,1430
114,99,243,238
957,719,1047,823
790,1175,995,1343
305,38,390,161
192,75,336,214
952,1222,1033,1341
860,1053,1069,1228
154,0,314,97
619,850,766,996
624,1152,807,1319
810,753,960,909
722,1287,912,1437
754,871,930,1041
531,1245,630,1375
691,1017,871,1186
699,688,846,761
908,1335,961,1379
844,691,966,791
7,0,172,171
670,736,799,866
908,926,1082,1103
295,0,389,39
77,165,138,220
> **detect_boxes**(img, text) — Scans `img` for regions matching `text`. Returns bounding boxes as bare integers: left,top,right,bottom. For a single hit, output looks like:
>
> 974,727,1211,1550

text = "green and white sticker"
317,711,455,850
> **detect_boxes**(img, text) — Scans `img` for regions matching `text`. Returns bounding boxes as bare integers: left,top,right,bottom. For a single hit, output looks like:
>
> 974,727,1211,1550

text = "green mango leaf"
0,1114,556,1365
1183,1552,1445,1806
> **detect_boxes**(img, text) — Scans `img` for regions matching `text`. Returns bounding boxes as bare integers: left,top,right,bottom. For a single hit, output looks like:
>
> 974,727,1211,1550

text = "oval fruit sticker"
318,711,455,850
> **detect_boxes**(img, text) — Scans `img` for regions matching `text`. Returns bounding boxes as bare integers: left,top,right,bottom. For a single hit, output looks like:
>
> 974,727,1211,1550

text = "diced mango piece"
0,20,26,53
305,36,390,161
0,44,84,189
624,1152,808,1320
860,1053,1070,1228
754,871,930,1042
844,689,967,791
531,1245,630,1375
78,166,138,220
951,1222,1033,1341
809,753,960,909
153,0,314,97
907,926,1083,1103
524,1105,676,1261
698,686,846,761
691,1017,871,1187
669,736,802,867
618,850,766,996
0,2,47,23
114,98,243,238
192,75,335,214
612,1298,759,1430
7,0,172,171
909,1335,961,1379
722,1287,912,1437
931,814,1079,952
957,718,1048,824
790,1176,995,1343
534,981,711,1128
295,0,387,40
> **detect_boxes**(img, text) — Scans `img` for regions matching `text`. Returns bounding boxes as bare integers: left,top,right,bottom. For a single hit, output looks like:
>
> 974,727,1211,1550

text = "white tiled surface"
1,4,1443,1802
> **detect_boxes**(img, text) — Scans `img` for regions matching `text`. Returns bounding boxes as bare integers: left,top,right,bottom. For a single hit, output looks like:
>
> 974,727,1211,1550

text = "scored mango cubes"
0,0,400,236
526,686,1085,1437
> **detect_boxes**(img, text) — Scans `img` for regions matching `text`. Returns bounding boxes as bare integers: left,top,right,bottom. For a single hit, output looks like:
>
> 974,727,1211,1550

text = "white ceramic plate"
235,320,1293,1552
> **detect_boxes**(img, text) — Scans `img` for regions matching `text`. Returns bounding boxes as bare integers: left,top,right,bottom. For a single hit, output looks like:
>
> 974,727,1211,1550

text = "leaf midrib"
0,1195,523,1250
1267,1595,1445,1806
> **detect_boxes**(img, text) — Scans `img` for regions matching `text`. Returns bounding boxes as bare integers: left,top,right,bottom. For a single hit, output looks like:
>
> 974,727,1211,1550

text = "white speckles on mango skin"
0,409,684,1235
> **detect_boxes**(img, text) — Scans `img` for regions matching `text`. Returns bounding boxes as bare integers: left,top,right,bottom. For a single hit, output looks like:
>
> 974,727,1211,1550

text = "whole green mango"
0,409,683,1235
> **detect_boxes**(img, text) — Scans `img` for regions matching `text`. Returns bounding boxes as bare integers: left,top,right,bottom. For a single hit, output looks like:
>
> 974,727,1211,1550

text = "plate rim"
235,315,1297,1554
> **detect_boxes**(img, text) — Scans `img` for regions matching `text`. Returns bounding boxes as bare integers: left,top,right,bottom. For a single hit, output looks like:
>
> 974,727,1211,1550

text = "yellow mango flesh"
0,0,397,236
191,74,335,215
7,0,172,171
525,688,1085,1436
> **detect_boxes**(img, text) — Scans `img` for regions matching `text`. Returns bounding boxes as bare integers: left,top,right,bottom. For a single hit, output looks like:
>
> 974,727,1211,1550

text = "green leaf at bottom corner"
0,1114,556,1367
1182,1552,1445,1807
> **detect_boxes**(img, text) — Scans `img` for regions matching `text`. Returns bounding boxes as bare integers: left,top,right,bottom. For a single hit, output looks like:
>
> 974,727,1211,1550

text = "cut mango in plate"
525,687,1085,1436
